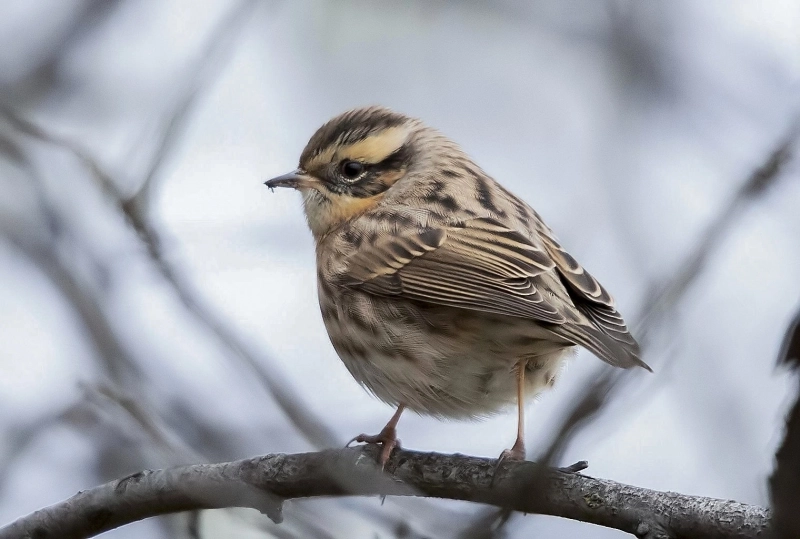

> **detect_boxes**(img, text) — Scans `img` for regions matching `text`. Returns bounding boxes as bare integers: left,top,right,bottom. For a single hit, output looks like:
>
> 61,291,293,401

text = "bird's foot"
497,447,526,463
497,439,526,463
346,427,401,468
491,441,527,486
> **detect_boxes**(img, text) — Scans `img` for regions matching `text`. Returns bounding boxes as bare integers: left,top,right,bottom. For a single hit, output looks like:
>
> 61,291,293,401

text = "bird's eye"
340,160,364,179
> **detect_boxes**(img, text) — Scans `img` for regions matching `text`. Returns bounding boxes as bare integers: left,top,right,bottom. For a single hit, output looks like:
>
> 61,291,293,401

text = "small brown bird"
266,106,649,465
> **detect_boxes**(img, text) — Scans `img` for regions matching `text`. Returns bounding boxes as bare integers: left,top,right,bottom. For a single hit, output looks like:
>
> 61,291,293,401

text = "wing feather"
338,216,648,370
538,231,647,368
340,217,564,323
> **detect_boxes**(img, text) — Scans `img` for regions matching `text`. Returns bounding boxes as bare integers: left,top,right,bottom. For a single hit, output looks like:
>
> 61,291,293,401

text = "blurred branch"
125,0,260,213
0,132,142,385
0,447,771,539
6,240,143,382
0,102,119,201
541,118,800,462
104,2,341,452
479,116,800,538
0,1,339,451
0,403,84,491
771,388,800,539
79,382,205,464
770,305,800,539
777,306,800,369
0,133,263,463
0,0,125,102
0,123,416,535
635,122,799,343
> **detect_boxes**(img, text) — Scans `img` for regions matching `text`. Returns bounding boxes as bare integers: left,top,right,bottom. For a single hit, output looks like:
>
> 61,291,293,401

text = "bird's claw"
346,429,401,468
491,443,527,487
497,447,526,463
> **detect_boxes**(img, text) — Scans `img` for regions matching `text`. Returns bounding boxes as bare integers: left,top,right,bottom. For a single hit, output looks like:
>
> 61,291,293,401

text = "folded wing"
339,217,648,370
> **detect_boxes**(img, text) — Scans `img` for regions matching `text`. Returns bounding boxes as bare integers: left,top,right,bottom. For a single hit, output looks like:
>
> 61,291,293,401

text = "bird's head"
265,106,427,239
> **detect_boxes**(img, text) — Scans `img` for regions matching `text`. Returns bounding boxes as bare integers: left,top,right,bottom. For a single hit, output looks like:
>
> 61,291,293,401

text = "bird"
265,106,650,466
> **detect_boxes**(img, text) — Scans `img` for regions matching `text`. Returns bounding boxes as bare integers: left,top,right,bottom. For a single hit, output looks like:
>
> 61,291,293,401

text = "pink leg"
499,361,527,461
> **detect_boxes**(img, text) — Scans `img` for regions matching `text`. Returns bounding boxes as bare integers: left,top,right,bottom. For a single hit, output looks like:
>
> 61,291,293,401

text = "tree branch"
0,447,770,539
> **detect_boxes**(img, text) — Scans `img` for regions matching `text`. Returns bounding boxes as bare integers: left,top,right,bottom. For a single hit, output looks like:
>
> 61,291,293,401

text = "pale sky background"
1,1,799,538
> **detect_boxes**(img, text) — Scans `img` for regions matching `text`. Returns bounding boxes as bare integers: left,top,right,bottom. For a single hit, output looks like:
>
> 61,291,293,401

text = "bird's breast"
316,276,571,418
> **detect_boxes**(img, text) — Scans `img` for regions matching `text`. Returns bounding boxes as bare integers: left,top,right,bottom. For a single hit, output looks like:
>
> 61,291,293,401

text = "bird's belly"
321,291,572,419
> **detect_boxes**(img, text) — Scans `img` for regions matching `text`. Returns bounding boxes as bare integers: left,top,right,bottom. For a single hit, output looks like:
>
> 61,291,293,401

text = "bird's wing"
340,217,565,323
537,230,647,369
338,217,647,369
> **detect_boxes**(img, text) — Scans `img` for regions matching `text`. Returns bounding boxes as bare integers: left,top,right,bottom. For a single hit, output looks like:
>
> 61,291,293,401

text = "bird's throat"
302,188,384,240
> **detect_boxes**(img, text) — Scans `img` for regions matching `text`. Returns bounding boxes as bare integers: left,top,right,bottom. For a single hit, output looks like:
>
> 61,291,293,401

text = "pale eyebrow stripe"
337,126,411,164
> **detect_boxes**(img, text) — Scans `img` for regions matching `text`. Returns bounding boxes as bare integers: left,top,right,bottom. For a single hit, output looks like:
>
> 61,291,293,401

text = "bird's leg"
499,360,528,461
347,404,405,467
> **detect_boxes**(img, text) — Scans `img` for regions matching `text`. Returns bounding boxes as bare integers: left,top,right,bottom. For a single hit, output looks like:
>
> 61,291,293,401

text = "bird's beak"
264,170,305,190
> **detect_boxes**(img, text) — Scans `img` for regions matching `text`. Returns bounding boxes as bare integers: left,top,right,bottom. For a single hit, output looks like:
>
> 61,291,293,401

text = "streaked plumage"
266,106,649,463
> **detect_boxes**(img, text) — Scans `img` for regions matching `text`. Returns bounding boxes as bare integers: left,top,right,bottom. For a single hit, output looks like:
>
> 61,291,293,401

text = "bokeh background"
1,1,799,537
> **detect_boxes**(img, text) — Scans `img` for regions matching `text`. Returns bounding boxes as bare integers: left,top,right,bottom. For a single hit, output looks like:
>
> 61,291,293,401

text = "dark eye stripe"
321,143,413,198
368,143,412,173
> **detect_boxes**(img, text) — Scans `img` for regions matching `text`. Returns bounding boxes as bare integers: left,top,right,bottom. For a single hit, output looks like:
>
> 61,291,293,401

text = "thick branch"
0,447,769,539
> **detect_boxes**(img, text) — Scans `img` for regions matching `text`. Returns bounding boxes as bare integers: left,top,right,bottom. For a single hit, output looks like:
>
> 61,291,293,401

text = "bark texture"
0,447,770,539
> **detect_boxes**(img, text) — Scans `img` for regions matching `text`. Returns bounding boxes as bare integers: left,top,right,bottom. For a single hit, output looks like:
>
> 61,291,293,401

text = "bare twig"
0,447,770,539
